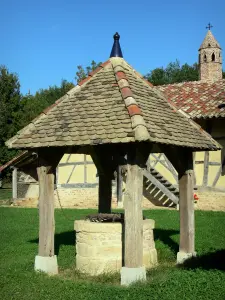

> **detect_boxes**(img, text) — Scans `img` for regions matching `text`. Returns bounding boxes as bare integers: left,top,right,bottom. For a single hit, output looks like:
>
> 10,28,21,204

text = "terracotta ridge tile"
100,60,110,68
110,58,150,141
78,76,92,86
88,66,102,77
120,86,133,99
127,104,142,116
116,71,127,81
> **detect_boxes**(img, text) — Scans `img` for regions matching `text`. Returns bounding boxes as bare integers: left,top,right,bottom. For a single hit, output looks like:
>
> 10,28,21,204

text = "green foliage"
145,60,199,85
75,60,102,83
0,66,21,165
0,208,225,300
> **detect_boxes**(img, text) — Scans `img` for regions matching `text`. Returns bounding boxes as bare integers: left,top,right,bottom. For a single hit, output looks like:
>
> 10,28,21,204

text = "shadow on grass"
179,249,225,271
29,230,75,255
154,229,179,254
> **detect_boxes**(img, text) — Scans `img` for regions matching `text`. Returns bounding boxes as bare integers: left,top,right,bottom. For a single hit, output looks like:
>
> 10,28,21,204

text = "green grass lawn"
0,207,225,300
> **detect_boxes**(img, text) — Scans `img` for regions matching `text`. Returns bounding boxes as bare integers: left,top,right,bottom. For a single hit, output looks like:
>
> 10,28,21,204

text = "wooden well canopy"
6,35,221,282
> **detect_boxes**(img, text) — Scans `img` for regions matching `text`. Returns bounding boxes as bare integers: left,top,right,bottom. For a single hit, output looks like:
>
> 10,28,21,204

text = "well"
74,219,158,275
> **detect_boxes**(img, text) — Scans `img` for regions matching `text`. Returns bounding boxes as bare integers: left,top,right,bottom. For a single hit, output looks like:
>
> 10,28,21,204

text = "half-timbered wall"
149,151,225,191
15,146,225,207
57,154,98,188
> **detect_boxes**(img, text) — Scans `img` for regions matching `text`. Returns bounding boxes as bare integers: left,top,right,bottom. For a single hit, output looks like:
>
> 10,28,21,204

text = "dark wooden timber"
37,149,63,257
178,149,195,254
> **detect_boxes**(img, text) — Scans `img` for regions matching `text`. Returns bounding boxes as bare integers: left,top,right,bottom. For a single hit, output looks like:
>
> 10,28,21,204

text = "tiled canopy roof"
6,58,220,151
158,80,225,119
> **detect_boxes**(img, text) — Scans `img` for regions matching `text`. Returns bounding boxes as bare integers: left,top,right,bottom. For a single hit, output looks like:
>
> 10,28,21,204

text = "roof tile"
158,80,225,119
5,57,220,151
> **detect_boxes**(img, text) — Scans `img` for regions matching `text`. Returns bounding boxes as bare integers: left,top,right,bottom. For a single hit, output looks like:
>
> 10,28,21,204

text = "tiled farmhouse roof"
6,58,220,151
158,79,225,119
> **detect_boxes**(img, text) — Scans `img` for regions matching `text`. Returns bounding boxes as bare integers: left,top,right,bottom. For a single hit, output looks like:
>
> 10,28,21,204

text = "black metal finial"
110,32,123,58
206,23,213,30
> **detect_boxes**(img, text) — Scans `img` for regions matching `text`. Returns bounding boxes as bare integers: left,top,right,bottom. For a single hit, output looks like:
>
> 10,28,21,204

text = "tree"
0,66,21,165
145,60,199,85
75,60,101,83
145,60,225,85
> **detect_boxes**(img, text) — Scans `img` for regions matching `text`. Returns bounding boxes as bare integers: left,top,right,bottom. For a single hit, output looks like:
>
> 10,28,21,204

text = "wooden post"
34,150,63,275
121,144,148,285
159,145,196,263
12,167,17,200
177,149,196,263
98,172,112,213
37,165,55,257
117,165,123,207
90,146,114,214
124,162,143,267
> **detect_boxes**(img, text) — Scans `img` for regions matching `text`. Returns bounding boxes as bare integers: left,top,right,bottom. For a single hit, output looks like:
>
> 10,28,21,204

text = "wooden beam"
159,145,183,174
58,161,94,167
143,169,179,204
66,164,76,184
150,153,178,183
12,167,17,200
177,149,195,261
212,165,222,187
203,151,209,186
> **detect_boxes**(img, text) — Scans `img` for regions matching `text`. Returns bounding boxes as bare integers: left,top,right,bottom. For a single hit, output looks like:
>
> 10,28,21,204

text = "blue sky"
1,0,225,95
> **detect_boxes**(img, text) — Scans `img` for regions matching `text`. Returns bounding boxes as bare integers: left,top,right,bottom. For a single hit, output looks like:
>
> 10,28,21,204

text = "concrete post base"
177,251,197,264
34,255,58,275
120,266,146,286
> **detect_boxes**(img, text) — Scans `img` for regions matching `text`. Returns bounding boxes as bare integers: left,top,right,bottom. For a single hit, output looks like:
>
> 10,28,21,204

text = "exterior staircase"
143,167,179,207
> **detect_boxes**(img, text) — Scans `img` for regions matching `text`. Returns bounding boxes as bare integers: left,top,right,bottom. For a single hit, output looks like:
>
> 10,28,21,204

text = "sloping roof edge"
6,62,111,149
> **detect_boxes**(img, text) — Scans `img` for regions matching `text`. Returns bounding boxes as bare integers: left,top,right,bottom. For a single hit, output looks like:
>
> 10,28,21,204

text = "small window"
212,53,215,61
219,52,221,57
204,54,207,62
208,43,211,47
